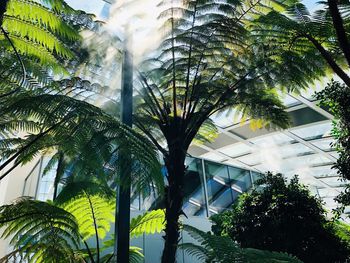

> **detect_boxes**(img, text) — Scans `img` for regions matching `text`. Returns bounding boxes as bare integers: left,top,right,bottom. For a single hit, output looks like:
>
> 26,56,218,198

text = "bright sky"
303,0,319,13
65,0,107,18
65,0,319,19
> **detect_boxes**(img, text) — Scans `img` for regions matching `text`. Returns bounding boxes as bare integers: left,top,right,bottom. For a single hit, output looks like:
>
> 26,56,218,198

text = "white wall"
0,157,42,256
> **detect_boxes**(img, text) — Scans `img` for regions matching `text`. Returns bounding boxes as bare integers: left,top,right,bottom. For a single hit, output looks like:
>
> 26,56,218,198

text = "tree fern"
1,0,81,73
130,209,165,238
0,88,163,196
133,0,319,261
0,197,81,263
253,1,350,88
0,191,165,262
181,225,303,263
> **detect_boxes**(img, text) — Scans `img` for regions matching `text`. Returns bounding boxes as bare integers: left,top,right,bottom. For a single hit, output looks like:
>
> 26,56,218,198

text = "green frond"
0,90,163,195
3,16,75,58
130,209,165,238
129,246,145,263
0,197,80,263
6,0,79,41
0,36,67,74
61,192,115,240
181,224,302,263
100,247,144,263
193,118,218,145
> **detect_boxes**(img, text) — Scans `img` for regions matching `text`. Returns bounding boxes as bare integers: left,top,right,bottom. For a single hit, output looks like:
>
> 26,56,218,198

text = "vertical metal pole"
249,170,254,189
201,159,210,217
227,165,235,203
115,35,133,263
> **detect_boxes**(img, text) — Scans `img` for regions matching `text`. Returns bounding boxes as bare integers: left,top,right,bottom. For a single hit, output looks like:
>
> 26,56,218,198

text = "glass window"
65,0,110,19
205,161,234,215
289,108,328,126
320,177,346,188
200,152,226,162
283,154,332,171
181,158,207,216
280,93,301,107
210,109,243,128
219,143,252,158
311,138,335,151
228,167,251,192
278,143,314,158
309,165,338,178
317,187,342,198
290,122,332,140
250,132,295,145
331,151,340,159
236,153,261,166
209,188,239,214
36,157,56,201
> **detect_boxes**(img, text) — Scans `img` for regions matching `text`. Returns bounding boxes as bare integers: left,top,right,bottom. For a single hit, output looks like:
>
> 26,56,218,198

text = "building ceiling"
189,91,347,212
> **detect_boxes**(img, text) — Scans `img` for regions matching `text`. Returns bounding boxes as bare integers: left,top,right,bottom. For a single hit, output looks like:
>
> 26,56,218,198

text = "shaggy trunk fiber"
161,146,186,263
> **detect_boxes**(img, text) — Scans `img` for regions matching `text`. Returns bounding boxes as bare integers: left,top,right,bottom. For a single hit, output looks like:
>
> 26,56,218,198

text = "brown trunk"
306,34,350,88
161,146,186,263
327,0,350,67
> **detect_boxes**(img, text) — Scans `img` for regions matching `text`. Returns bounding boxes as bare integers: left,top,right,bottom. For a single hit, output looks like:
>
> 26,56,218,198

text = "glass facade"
23,156,258,217
130,157,259,217
23,157,56,201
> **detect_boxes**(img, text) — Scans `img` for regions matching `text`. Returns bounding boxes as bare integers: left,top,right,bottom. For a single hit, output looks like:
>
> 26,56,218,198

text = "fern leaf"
130,209,165,238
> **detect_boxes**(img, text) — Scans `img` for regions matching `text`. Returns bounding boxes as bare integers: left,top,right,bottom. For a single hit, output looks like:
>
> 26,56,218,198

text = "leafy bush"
211,172,350,263
317,81,350,216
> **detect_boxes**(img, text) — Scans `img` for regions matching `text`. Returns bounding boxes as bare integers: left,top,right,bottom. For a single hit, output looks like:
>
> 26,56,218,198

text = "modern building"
0,0,347,261
188,90,344,213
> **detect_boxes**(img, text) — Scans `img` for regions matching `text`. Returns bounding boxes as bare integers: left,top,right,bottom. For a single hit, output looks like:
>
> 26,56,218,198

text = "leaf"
0,197,80,263
61,192,115,241
130,209,165,238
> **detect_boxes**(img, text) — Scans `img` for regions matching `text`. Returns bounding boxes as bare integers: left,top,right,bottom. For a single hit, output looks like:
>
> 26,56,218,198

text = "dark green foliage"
0,84,164,196
0,197,82,263
181,224,302,263
254,1,350,88
0,183,166,263
317,81,350,181
316,81,350,217
211,172,350,263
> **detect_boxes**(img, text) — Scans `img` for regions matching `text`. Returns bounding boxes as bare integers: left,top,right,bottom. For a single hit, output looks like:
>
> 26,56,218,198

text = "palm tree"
133,0,326,262
254,1,350,88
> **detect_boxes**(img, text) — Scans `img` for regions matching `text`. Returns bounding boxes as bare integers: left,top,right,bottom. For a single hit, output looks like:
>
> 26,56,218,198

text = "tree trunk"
306,34,350,88
327,0,350,68
161,147,186,263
